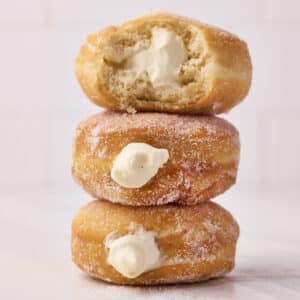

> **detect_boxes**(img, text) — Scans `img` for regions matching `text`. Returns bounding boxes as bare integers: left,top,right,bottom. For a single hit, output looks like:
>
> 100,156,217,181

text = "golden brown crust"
71,200,240,285
71,111,240,206
75,13,252,114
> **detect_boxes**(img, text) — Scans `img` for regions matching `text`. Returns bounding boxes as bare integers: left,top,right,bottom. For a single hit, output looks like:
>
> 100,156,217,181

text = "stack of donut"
71,13,252,285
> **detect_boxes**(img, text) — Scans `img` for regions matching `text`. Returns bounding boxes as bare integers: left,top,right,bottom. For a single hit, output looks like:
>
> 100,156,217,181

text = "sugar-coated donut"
72,111,240,206
75,13,252,114
71,200,239,285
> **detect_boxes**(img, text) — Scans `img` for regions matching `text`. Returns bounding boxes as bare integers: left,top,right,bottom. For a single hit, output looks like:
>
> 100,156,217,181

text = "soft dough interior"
99,20,211,108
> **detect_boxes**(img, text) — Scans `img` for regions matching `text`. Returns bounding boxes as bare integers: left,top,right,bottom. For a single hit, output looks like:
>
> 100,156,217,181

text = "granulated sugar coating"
72,111,240,206
71,200,239,285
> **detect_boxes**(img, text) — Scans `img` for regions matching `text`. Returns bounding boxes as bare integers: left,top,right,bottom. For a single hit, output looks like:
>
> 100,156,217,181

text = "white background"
1,0,300,196
1,1,300,299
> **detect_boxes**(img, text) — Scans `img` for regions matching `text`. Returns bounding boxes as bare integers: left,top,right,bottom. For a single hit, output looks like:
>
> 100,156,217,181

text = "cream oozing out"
105,227,161,278
110,142,169,188
124,28,187,88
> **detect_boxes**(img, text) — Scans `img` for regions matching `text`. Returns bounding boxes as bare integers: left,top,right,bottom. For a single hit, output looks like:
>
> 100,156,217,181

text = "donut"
75,13,252,114
71,200,239,285
71,111,240,206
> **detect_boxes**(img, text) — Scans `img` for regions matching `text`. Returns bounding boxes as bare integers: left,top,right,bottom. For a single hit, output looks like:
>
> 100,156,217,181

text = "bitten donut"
75,13,252,114
72,112,240,206
71,200,239,285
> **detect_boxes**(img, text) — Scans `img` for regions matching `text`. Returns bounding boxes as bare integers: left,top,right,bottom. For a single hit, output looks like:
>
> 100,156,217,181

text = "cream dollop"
105,229,160,278
125,28,187,87
111,143,169,188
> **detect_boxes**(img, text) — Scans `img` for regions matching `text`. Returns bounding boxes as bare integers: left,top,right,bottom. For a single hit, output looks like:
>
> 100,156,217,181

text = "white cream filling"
105,228,160,278
125,28,187,87
111,142,169,188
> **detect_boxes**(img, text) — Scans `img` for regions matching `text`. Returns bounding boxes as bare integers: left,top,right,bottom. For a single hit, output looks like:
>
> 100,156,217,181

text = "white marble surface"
1,190,300,300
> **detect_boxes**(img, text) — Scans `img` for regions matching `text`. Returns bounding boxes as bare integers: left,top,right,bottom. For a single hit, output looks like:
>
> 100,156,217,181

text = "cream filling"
111,142,169,188
125,28,187,87
105,229,160,278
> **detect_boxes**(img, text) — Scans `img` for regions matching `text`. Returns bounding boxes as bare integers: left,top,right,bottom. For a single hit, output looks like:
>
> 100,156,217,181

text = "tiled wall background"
1,0,300,195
